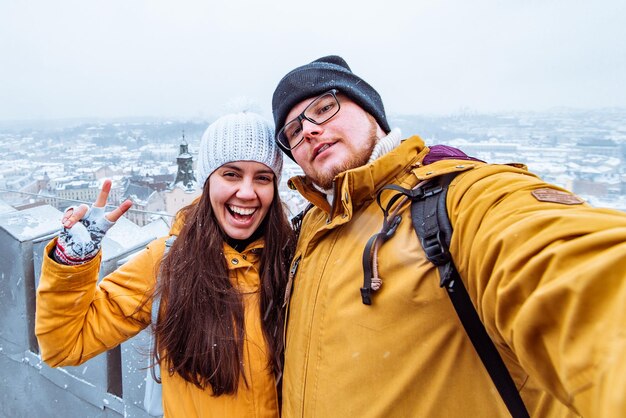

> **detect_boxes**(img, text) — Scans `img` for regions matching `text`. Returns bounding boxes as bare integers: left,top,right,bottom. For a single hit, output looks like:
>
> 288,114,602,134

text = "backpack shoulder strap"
291,203,314,237
411,174,529,418
144,235,177,416
150,235,177,324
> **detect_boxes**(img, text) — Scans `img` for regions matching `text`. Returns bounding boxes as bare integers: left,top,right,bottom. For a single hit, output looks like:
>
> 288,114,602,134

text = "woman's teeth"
228,205,256,216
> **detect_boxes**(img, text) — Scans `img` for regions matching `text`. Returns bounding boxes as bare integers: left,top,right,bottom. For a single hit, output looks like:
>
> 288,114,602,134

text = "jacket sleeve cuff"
41,238,102,290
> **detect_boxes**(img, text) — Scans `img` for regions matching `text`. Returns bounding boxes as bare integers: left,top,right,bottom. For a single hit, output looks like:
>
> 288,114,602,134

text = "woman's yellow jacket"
36,214,279,418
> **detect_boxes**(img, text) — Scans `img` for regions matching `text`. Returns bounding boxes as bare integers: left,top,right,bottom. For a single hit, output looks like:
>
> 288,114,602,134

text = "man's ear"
376,125,386,138
370,114,386,138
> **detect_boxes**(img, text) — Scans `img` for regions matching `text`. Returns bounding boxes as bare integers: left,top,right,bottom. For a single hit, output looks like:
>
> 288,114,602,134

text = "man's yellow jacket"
282,135,626,417
36,213,279,418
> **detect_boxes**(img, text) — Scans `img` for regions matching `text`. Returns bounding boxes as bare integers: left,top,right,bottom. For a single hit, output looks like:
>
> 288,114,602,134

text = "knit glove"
54,206,115,265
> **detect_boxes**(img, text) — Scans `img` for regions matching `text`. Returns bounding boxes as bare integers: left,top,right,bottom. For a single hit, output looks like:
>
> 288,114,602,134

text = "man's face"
286,93,385,189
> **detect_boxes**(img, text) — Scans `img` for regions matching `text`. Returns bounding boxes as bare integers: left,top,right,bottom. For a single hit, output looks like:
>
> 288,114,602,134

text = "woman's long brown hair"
153,178,295,396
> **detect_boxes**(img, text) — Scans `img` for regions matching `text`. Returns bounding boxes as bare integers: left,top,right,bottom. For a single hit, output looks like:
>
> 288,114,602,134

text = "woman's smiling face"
208,161,275,240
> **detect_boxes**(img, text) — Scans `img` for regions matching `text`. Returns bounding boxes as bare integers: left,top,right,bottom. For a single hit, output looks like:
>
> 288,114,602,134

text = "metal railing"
0,188,174,218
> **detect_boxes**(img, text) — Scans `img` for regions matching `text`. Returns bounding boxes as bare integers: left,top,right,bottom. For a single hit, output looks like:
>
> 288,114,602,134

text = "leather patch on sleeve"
531,188,584,205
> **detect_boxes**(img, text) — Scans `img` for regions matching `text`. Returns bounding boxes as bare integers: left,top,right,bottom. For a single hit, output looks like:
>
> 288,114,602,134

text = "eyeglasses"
277,89,340,151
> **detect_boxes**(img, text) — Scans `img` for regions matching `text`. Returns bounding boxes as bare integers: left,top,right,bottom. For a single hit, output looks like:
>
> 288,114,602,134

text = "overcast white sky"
1,0,625,121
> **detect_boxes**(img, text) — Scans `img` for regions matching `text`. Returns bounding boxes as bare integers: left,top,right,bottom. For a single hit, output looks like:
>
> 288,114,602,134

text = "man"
271,55,626,417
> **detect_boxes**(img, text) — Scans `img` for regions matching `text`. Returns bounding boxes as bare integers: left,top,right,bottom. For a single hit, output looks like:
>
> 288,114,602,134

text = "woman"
35,112,296,417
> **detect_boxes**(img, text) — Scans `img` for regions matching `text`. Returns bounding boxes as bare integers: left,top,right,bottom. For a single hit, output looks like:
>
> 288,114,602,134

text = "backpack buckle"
420,230,451,266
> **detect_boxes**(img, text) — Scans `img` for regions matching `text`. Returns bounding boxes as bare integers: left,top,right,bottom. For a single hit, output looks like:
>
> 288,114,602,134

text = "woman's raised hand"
54,180,133,265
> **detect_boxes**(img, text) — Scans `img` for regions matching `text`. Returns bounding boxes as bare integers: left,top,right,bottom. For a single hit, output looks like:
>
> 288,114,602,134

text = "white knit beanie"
197,112,283,187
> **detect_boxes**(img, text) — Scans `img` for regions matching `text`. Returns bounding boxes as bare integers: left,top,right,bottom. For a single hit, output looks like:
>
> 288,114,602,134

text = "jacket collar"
288,135,429,215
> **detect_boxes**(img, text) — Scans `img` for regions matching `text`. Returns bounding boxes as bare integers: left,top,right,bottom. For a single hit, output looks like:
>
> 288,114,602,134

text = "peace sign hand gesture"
54,180,133,265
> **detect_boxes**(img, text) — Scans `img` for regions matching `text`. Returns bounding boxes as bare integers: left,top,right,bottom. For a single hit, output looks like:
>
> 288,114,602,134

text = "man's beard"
309,119,378,190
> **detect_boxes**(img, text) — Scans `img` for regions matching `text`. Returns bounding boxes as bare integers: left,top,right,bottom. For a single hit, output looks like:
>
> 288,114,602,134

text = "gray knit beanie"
197,112,283,187
272,55,390,160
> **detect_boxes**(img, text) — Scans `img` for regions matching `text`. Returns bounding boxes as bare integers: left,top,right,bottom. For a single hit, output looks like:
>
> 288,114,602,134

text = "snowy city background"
1,0,625,416
1,108,625,224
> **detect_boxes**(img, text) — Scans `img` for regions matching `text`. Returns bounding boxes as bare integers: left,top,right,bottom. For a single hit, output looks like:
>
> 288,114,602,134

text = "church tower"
165,131,201,216
172,131,197,190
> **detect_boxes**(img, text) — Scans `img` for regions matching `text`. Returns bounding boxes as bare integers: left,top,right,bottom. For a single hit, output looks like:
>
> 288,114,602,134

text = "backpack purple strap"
423,144,484,165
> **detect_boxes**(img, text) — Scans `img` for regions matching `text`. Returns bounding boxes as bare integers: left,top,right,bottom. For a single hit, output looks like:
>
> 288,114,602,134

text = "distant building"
164,133,200,215
129,169,175,192
280,159,307,217
94,165,123,180
121,182,166,227
576,138,619,157
172,133,197,188
55,180,99,210
1,174,35,206
53,179,124,211
37,173,57,207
